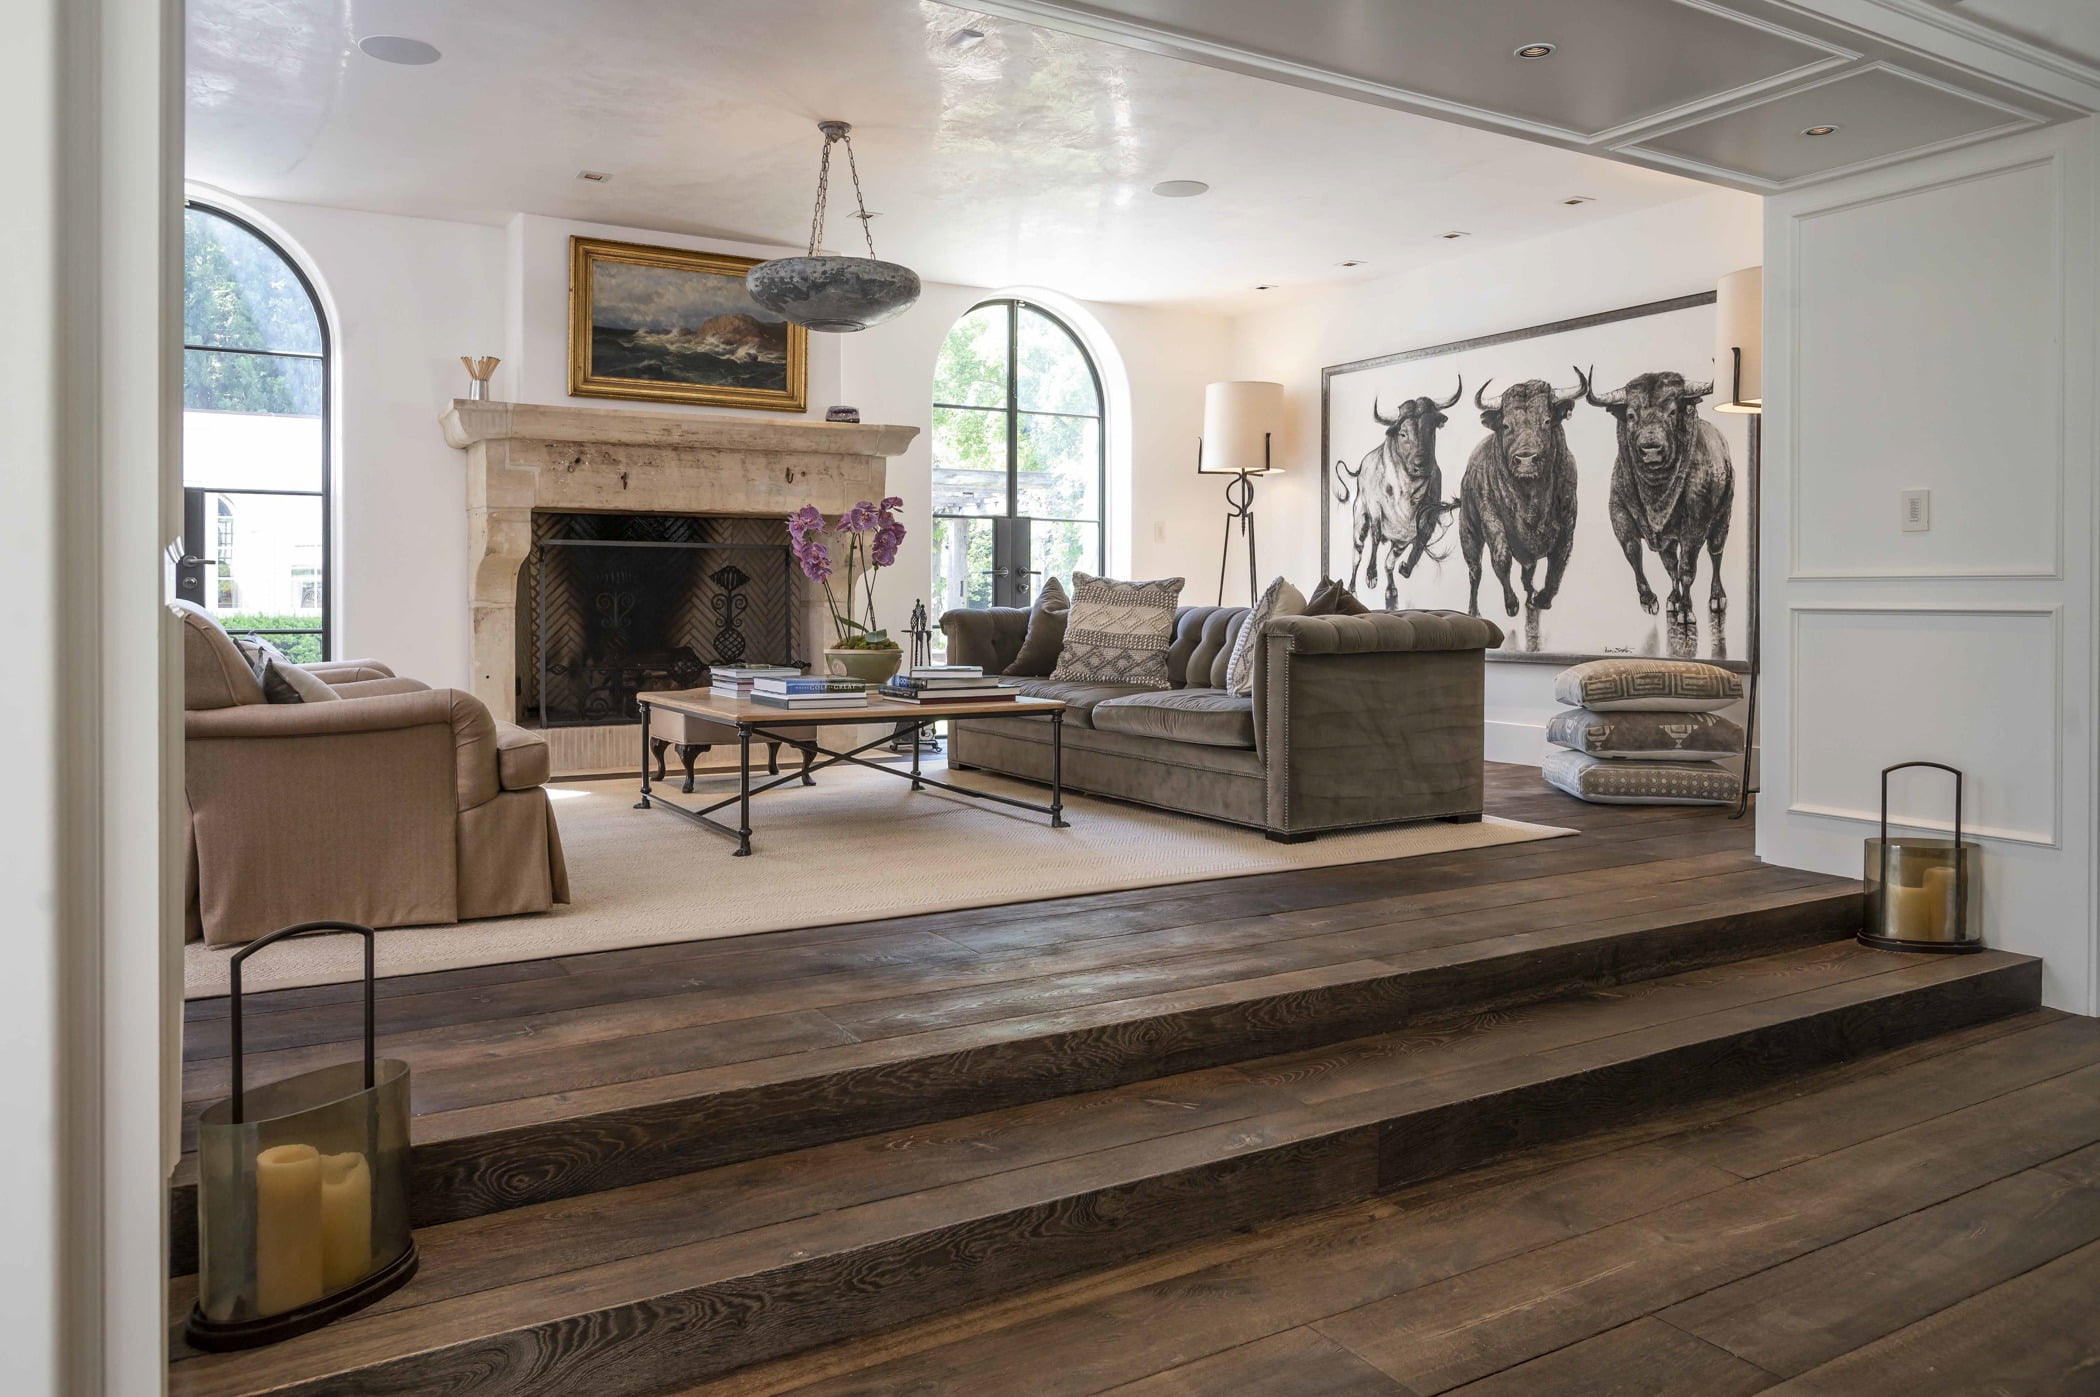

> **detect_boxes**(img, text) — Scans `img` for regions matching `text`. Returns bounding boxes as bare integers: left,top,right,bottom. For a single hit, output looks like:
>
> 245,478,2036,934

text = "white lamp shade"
1714,266,1762,414
1199,380,1284,474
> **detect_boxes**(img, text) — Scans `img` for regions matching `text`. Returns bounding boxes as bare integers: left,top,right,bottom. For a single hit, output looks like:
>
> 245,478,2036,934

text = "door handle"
179,554,219,567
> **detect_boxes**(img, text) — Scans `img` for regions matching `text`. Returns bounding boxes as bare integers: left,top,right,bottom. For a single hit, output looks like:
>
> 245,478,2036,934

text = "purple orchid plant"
788,497,906,650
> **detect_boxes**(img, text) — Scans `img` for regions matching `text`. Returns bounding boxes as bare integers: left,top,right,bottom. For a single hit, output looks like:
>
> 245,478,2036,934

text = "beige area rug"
185,763,1572,999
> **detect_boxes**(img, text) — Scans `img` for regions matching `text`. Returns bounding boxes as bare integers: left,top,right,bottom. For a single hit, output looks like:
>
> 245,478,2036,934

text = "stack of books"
750,674,871,709
878,666,1023,705
709,666,801,701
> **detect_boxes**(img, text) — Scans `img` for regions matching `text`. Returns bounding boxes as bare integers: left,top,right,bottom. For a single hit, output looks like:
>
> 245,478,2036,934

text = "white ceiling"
186,0,2098,312
184,0,1715,312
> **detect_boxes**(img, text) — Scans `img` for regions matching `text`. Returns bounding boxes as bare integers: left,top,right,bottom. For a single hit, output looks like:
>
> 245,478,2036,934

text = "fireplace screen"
523,512,799,727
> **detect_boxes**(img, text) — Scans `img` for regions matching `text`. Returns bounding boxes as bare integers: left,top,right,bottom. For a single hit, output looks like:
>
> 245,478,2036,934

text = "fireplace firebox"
521,512,801,727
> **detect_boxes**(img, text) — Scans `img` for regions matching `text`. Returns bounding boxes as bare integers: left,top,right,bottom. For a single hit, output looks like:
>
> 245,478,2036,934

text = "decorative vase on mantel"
823,647,904,686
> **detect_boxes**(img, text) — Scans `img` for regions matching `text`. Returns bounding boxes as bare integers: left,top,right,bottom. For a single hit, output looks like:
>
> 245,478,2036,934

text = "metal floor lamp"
1199,381,1284,605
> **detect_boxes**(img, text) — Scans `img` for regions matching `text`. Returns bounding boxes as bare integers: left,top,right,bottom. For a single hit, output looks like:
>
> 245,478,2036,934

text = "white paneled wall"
1760,120,2098,1012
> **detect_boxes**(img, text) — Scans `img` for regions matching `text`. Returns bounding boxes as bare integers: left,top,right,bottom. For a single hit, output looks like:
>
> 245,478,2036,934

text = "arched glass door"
930,300,1104,613
179,203,332,660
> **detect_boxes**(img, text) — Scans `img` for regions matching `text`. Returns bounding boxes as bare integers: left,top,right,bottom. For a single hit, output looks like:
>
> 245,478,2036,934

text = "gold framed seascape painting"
567,237,808,411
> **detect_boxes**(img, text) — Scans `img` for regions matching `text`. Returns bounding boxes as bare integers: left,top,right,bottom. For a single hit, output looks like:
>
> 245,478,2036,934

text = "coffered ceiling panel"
978,0,2095,190
1629,65,2034,183
989,0,1844,138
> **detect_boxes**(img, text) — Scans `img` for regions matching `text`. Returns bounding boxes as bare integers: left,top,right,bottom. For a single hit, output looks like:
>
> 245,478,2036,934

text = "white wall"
1228,190,1764,763
226,198,1228,688
228,195,506,685
1760,120,2099,1014
503,213,844,418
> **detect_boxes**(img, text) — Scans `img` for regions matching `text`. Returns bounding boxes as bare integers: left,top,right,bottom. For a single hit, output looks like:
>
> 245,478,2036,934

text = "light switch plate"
1900,489,1930,533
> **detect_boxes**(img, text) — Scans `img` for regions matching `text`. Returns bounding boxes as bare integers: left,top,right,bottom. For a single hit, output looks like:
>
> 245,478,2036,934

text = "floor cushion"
1543,749,1742,805
1547,707,1745,761
1554,658,1743,712
1091,687,1257,750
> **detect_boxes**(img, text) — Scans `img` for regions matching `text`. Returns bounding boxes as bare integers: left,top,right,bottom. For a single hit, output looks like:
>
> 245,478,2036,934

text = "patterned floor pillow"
1543,749,1742,805
1546,708,1745,761
1554,658,1742,712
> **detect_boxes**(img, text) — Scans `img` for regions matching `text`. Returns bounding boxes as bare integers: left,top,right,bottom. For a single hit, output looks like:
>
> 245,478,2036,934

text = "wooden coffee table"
635,690,1070,855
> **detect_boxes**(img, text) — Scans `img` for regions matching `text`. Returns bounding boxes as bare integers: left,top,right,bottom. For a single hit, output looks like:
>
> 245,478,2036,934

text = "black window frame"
931,298,1106,611
179,200,334,660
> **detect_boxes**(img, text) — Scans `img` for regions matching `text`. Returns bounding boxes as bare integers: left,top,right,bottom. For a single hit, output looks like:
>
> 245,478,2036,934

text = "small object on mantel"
1862,761,1984,953
825,405,862,423
461,355,500,401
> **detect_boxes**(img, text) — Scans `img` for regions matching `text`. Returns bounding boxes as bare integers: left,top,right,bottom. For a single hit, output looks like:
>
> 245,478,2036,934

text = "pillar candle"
319,1151,373,1291
1923,863,1959,941
254,1144,324,1318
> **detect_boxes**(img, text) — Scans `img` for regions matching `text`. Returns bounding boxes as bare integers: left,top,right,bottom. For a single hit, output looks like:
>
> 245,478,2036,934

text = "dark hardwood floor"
181,764,1800,1136
166,763,2068,1395
683,1007,2100,1397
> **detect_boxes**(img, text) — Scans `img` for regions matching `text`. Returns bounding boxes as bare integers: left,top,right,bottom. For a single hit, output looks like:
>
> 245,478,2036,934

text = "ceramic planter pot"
823,647,903,686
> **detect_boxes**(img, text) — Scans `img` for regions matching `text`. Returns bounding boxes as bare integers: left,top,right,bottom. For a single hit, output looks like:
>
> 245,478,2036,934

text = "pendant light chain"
803,123,879,260
842,137,879,258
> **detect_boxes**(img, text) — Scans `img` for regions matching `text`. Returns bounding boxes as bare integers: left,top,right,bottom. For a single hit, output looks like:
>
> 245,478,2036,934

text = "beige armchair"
175,602,570,946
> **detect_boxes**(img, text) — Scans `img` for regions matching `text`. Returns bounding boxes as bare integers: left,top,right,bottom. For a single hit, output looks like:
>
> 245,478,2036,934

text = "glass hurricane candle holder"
1860,762,1984,953
188,922,418,1351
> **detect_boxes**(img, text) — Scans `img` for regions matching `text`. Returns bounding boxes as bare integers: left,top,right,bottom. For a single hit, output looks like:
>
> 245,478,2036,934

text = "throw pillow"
260,657,341,704
1049,572,1185,689
1543,749,1741,806
1546,707,1745,762
1225,576,1307,697
1554,658,1743,713
1304,577,1371,616
1004,576,1071,677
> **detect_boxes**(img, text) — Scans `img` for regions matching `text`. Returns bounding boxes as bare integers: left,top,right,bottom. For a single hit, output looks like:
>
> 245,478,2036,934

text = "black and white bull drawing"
1585,370,1734,646
1459,370,1589,626
1332,378,1463,609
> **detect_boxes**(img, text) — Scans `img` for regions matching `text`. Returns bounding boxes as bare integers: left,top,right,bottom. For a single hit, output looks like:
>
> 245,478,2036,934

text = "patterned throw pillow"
1546,708,1745,762
1543,749,1741,806
1554,659,1743,713
1226,576,1307,696
1049,572,1185,689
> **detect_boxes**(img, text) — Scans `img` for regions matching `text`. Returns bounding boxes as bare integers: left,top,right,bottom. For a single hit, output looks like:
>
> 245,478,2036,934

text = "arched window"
931,300,1103,614
179,203,331,661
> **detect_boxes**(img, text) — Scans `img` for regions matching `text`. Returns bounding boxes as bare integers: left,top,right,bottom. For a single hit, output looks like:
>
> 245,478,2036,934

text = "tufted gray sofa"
939,604,1503,842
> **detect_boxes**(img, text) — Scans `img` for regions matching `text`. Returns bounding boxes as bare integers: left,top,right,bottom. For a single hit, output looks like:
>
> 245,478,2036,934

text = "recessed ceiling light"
1439,231,1469,240
1254,284,1276,291
1802,124,1841,137
945,27,986,49
1151,180,1210,198
1513,42,1556,60
1338,260,1367,267
1562,195,1595,206
357,34,442,65
577,170,612,183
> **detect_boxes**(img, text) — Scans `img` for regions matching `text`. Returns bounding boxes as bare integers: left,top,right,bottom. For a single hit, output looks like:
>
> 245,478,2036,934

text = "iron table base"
635,707,1067,855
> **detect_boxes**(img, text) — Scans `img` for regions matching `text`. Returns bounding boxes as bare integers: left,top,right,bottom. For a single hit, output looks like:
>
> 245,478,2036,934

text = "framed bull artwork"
1321,292,1751,670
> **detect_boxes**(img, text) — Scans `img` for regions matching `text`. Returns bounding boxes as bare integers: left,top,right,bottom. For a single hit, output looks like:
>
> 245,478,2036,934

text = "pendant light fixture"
746,120,921,333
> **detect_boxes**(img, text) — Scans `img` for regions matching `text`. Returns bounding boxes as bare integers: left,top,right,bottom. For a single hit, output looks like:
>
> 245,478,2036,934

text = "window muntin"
181,204,331,662
931,301,1104,615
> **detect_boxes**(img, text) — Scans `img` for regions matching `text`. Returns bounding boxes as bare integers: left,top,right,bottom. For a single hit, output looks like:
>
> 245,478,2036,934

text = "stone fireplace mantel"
440,399,919,766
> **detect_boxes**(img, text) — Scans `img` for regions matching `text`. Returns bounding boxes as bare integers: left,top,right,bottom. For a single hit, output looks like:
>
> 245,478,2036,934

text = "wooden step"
169,874,1859,1273
165,942,2038,1397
